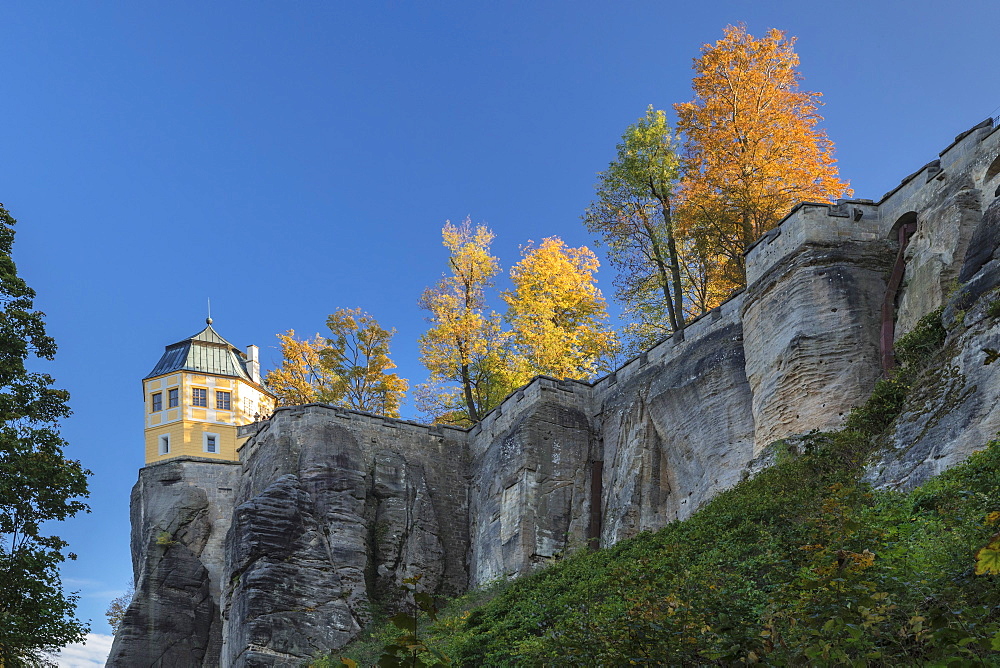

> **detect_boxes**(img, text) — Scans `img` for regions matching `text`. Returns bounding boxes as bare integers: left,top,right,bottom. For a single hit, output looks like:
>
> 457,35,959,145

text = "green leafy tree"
105,581,134,635
0,204,90,665
368,574,451,668
584,106,688,350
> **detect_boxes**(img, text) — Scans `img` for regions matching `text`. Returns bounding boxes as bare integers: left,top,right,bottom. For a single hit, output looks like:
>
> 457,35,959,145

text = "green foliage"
845,307,947,439
843,376,908,438
327,576,452,668
105,581,134,635
584,106,688,350
987,297,1000,319
0,204,91,665
154,531,176,547
893,307,947,373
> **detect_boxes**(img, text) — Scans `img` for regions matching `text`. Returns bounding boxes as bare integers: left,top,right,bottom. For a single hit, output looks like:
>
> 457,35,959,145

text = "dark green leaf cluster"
845,307,946,438
987,297,1000,320
0,204,91,665
893,307,948,374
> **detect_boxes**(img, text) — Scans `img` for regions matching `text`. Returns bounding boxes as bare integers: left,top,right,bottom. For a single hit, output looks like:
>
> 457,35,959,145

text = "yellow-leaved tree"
264,330,338,406
674,25,852,284
264,309,407,416
417,219,511,426
503,237,618,380
321,308,409,417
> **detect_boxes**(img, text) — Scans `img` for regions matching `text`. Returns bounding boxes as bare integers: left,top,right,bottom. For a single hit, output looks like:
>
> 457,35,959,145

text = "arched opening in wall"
880,212,918,376
985,155,1000,197
985,155,1000,183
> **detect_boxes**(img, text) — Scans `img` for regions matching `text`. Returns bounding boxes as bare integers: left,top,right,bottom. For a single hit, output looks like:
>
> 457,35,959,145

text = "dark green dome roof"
145,321,253,382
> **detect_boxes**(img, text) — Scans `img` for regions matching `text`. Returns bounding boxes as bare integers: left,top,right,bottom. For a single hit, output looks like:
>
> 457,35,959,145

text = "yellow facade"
143,325,276,465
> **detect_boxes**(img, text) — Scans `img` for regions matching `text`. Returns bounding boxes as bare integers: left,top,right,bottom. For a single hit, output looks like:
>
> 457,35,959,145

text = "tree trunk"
661,200,686,329
460,362,479,423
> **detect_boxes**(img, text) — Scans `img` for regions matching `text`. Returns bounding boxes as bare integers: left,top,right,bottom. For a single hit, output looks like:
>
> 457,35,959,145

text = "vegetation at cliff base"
331,434,1000,666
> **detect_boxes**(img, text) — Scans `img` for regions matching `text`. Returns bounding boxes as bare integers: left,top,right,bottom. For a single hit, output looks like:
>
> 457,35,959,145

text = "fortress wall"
743,232,895,453
220,405,469,667
115,119,1000,667
745,202,883,287
468,377,596,586
590,287,746,399
882,122,1000,336
740,164,909,453
868,196,1000,491
469,375,592,459
595,294,755,543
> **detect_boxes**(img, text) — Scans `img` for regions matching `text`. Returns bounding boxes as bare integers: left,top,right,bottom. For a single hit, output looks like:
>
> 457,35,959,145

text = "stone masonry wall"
594,292,755,542
467,378,595,586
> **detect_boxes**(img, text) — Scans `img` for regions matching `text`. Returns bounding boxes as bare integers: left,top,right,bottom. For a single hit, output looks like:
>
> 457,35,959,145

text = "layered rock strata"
108,459,241,667
867,197,1000,490
220,408,469,666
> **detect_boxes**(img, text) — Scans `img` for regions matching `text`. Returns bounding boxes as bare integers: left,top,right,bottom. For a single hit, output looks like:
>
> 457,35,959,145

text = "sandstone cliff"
108,119,1000,667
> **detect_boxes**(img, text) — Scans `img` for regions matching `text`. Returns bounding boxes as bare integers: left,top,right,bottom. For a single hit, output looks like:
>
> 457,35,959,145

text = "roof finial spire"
206,298,213,325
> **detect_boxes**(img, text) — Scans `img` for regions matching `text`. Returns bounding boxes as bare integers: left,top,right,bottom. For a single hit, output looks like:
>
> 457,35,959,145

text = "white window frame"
158,434,170,455
203,432,220,454
192,387,208,407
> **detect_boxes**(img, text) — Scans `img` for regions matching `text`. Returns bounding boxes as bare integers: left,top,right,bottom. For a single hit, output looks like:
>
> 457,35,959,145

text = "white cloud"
52,633,114,667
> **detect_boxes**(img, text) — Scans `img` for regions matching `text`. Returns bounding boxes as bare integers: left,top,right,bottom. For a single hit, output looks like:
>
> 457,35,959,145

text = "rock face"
219,408,468,667
596,296,755,542
743,239,894,453
107,459,241,667
113,120,1000,666
867,197,1000,490
468,380,595,586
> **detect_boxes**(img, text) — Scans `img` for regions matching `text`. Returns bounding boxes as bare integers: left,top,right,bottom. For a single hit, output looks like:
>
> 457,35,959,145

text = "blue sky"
2,0,998,659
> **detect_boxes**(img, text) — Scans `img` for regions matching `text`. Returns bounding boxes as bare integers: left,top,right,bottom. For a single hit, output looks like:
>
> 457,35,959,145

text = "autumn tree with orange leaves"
675,25,851,285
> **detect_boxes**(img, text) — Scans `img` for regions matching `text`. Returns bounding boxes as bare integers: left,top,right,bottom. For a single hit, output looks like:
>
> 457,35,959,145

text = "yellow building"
143,318,276,464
